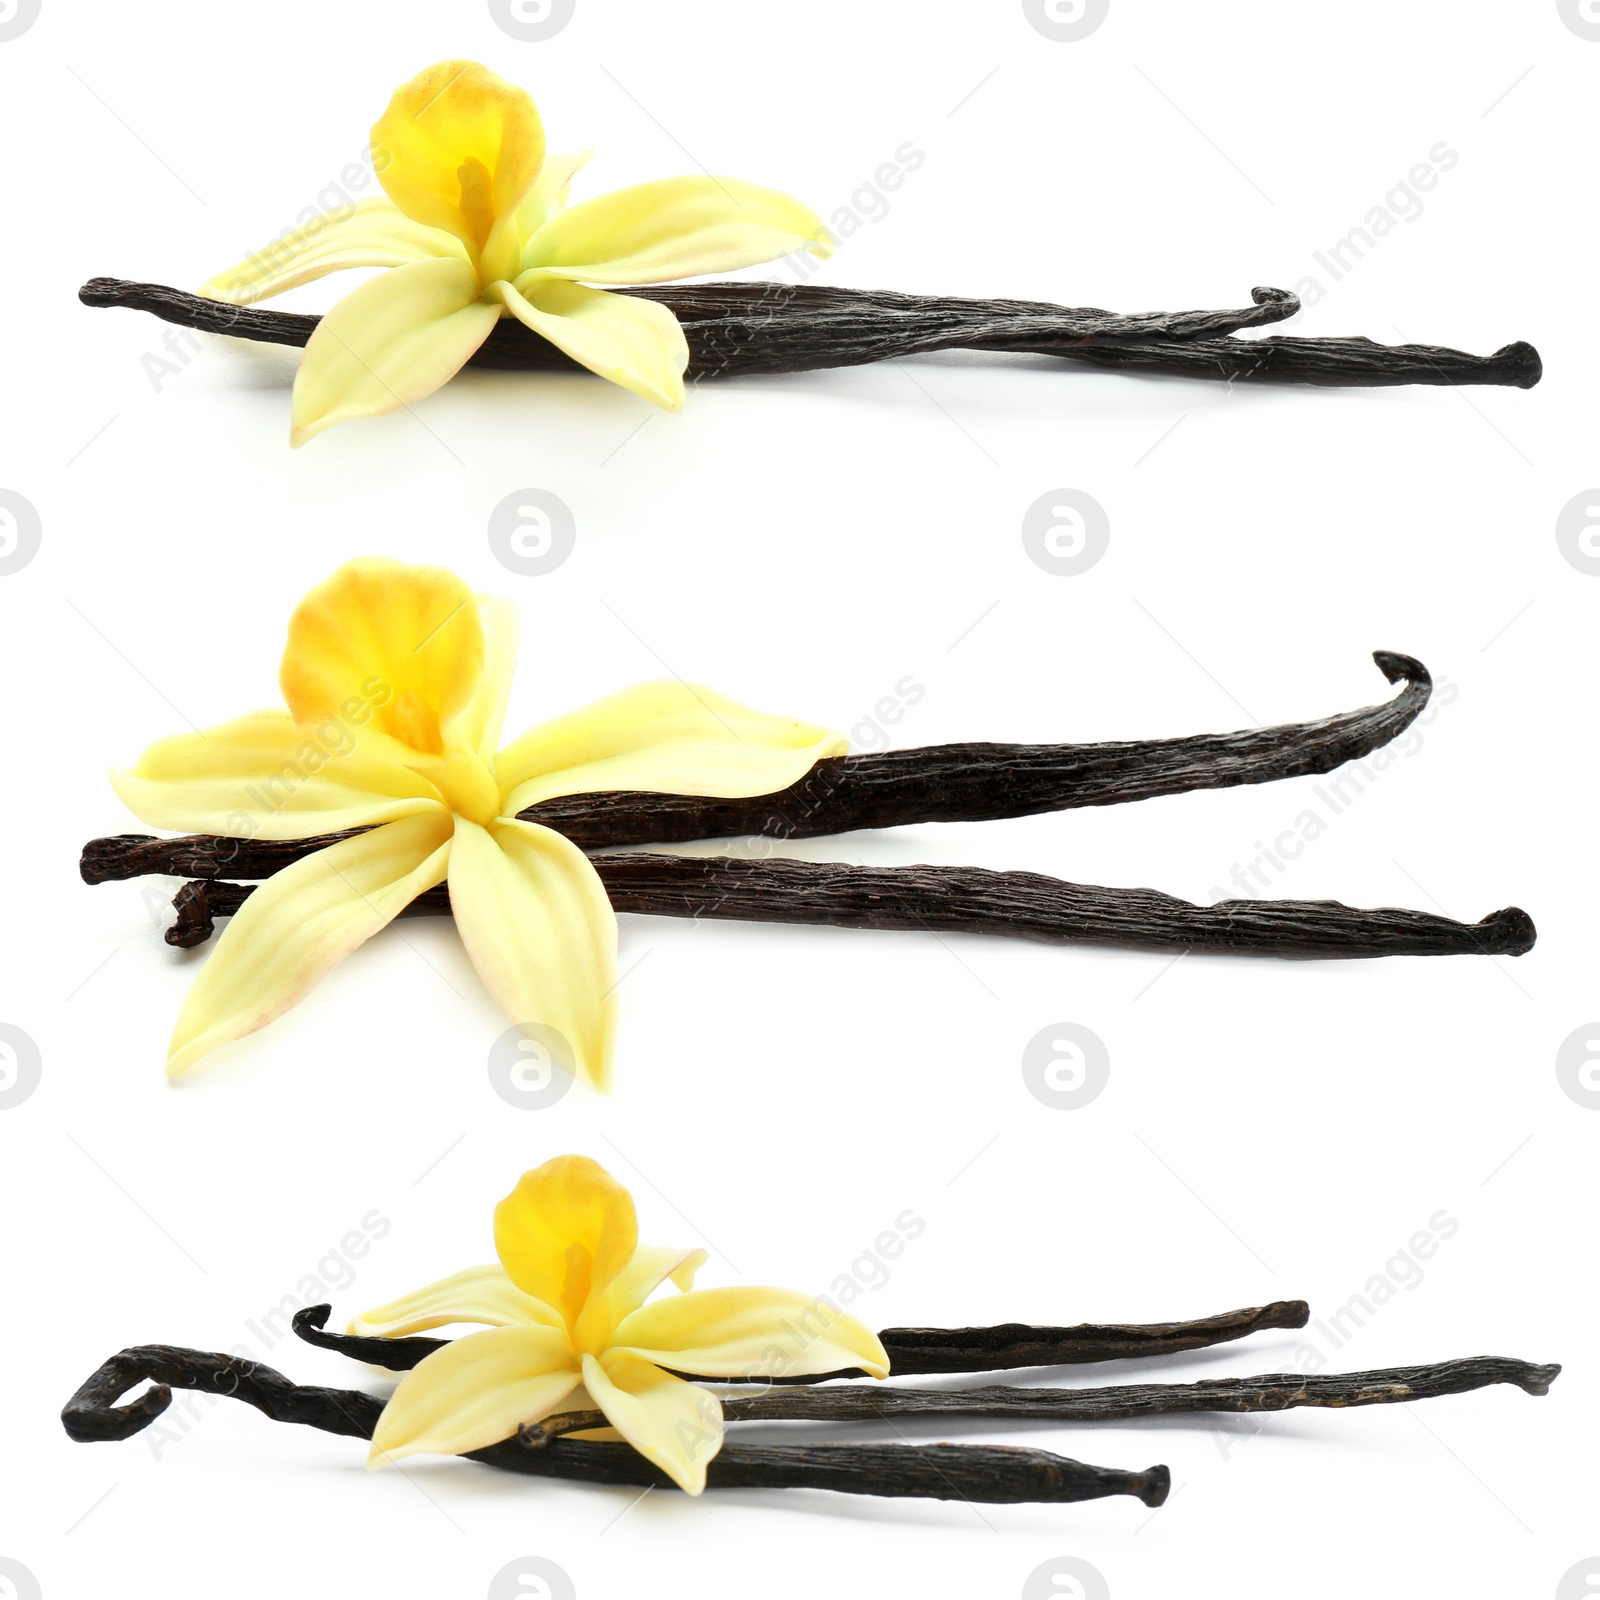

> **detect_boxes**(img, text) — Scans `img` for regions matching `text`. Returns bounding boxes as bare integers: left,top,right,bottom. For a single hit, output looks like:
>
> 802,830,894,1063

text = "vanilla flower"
359,1155,888,1492
201,60,832,443
111,557,845,1084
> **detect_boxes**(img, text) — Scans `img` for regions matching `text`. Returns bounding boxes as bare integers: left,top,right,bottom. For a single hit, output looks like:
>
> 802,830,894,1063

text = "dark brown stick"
521,649,1434,848
521,1356,1561,1442
82,831,347,886
290,1299,1312,1379
59,1343,1168,1506
77,650,1433,874
79,277,1540,389
1044,332,1542,389
625,281,1312,355
159,858,1536,960
859,1301,1314,1377
483,1437,1169,1502
62,1344,381,1442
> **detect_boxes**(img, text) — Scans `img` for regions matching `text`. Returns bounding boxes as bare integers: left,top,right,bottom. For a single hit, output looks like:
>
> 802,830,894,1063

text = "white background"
1,2,1595,1597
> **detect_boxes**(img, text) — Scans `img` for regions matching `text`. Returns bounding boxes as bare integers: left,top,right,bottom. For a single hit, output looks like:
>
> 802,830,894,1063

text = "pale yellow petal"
492,1155,637,1328
509,148,593,242
448,819,618,1092
615,1286,890,1381
571,1243,709,1354
519,175,831,284
166,810,453,1077
608,1245,707,1317
581,1352,722,1495
497,680,847,813
280,557,484,756
490,279,686,411
349,1264,564,1337
289,257,499,446
458,593,519,763
199,198,466,306
368,1324,579,1466
371,59,544,254
110,709,444,840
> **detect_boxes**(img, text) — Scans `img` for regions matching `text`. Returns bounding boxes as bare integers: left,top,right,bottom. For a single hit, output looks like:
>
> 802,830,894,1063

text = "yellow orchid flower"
110,557,846,1086
358,1155,889,1493
200,59,833,444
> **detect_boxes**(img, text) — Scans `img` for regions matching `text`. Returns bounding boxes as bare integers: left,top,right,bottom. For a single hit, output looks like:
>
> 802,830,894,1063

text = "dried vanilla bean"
76,650,1432,872
515,650,1436,848
83,831,363,886
832,1300,1311,1377
160,860,1535,960
79,277,1539,389
62,1343,379,1443
60,1344,1168,1506
522,1356,1561,1442
290,1299,1312,1379
478,1437,1167,1503
581,857,1535,960
1043,332,1541,388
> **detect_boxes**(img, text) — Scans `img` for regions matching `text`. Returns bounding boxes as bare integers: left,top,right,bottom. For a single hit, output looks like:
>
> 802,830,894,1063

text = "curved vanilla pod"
60,1343,1169,1507
80,650,1432,873
521,650,1438,847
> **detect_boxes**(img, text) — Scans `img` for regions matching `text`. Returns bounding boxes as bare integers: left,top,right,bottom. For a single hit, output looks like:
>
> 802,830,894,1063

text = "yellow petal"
571,1243,709,1354
519,175,832,284
509,148,593,242
458,593,519,764
493,1155,637,1329
497,680,847,813
371,59,544,254
368,1324,579,1466
581,1352,722,1495
110,710,443,840
166,810,453,1077
447,819,618,1092
350,1264,565,1336
608,1245,708,1317
280,557,484,758
614,1286,890,1381
490,279,686,411
199,198,466,306
289,257,500,446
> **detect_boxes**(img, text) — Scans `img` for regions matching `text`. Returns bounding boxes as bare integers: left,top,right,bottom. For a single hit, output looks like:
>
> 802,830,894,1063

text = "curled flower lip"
355,1155,888,1493
106,555,847,1086
197,59,832,442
